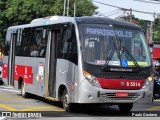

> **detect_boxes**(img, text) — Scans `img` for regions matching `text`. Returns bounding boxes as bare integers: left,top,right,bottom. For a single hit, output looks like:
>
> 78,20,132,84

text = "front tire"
62,89,73,112
21,81,29,98
118,103,133,113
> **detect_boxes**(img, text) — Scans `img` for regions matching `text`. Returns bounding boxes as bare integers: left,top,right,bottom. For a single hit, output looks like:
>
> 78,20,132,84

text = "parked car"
0,59,3,85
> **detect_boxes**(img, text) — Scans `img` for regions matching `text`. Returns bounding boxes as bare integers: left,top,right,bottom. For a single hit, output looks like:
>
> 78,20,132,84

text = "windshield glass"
79,24,151,67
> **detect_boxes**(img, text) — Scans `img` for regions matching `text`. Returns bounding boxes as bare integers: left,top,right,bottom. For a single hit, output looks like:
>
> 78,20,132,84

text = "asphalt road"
0,85,160,120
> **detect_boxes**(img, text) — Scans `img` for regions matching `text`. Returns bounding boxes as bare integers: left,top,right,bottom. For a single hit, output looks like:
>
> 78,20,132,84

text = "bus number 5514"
126,82,141,87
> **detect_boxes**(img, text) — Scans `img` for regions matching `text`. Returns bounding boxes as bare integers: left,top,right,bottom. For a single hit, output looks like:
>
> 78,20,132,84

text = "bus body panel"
55,59,78,102
3,56,45,96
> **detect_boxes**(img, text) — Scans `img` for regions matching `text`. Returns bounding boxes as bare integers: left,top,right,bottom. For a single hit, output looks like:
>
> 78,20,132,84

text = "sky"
92,0,160,21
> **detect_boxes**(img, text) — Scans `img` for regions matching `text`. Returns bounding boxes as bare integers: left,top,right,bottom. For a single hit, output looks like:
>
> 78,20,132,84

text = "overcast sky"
93,0,160,21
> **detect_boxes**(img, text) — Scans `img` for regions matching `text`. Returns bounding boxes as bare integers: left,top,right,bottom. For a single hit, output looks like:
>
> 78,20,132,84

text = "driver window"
58,24,78,64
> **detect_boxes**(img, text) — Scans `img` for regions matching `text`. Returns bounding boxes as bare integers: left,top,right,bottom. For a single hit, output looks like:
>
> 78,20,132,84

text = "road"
0,85,160,120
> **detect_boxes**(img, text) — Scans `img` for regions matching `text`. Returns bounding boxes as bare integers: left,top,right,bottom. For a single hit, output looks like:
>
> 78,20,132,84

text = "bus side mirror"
65,28,72,42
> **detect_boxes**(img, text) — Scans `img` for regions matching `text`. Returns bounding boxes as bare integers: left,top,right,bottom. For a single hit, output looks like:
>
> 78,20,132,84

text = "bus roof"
8,16,141,30
75,16,140,29
8,16,74,30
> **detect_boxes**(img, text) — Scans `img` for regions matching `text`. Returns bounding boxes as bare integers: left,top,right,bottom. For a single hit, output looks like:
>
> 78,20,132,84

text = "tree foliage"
154,18,160,42
0,0,98,49
51,0,97,16
131,16,160,42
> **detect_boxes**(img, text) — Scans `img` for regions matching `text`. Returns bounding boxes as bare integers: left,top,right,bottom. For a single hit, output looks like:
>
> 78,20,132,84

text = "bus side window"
32,27,47,58
20,28,32,57
38,40,46,57
4,42,10,56
5,29,12,56
14,28,32,57
60,25,78,65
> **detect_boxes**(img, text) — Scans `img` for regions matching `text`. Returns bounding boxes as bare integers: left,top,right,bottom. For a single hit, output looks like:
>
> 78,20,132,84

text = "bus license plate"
116,92,128,97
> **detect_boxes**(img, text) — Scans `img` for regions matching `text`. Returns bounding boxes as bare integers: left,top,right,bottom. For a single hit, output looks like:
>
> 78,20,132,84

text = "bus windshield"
79,24,151,67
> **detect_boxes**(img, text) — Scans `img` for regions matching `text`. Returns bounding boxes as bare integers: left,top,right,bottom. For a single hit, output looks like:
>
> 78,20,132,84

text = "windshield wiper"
121,46,140,71
102,37,119,70
102,38,140,72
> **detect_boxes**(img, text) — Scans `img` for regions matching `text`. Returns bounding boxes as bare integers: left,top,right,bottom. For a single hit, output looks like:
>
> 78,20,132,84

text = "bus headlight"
83,70,101,87
148,77,153,82
142,76,153,89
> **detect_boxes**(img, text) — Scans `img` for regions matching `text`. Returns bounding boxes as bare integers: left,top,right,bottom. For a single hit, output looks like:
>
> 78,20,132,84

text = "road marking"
0,86,14,89
147,106,160,110
9,104,36,107
0,97,32,100
0,88,20,92
0,104,16,111
0,104,64,112
154,99,160,102
19,106,64,111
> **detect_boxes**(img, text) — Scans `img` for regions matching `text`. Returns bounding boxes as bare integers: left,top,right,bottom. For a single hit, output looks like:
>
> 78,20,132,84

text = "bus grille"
101,93,140,100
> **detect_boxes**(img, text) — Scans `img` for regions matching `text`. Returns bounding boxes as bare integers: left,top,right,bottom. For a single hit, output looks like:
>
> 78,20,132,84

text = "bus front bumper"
77,80,153,104
78,89,152,104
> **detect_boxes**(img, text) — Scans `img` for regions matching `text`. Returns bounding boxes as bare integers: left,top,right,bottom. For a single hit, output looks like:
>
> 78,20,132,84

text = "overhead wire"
98,9,122,17
102,9,120,15
93,0,160,15
149,0,160,2
106,10,122,17
133,0,160,4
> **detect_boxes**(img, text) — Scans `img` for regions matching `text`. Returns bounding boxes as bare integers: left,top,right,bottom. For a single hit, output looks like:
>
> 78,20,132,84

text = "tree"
0,0,7,49
0,0,98,50
52,0,97,17
131,16,160,42
154,18,160,42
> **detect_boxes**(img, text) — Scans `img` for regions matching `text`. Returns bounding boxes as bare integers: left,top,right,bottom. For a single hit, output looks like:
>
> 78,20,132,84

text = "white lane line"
0,117,7,120
0,88,20,93
0,86,14,89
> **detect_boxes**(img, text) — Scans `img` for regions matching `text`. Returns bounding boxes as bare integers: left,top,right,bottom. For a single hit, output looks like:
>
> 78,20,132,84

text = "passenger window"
4,29,12,55
15,27,47,58
18,28,32,56
33,28,47,58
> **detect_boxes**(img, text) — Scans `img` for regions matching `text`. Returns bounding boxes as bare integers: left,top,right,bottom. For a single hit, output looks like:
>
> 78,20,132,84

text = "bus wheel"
62,89,72,112
21,81,29,98
118,103,133,113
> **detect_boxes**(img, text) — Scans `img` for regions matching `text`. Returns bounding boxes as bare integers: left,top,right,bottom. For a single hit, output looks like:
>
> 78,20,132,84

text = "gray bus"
2,16,153,112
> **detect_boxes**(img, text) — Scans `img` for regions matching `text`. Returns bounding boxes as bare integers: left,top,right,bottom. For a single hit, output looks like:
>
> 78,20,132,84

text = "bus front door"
44,29,60,98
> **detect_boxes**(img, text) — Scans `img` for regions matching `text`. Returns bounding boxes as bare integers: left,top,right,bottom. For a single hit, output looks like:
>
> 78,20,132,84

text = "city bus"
2,16,153,112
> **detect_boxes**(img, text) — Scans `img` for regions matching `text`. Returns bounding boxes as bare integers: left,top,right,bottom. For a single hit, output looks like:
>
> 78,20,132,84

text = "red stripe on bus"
2,63,8,79
2,63,33,84
14,65,33,84
96,78,144,90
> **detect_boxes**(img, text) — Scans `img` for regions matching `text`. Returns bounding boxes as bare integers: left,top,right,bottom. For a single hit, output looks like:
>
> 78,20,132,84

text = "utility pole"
153,12,156,42
74,0,76,17
67,0,70,16
63,0,66,16
129,8,132,22
150,21,154,43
